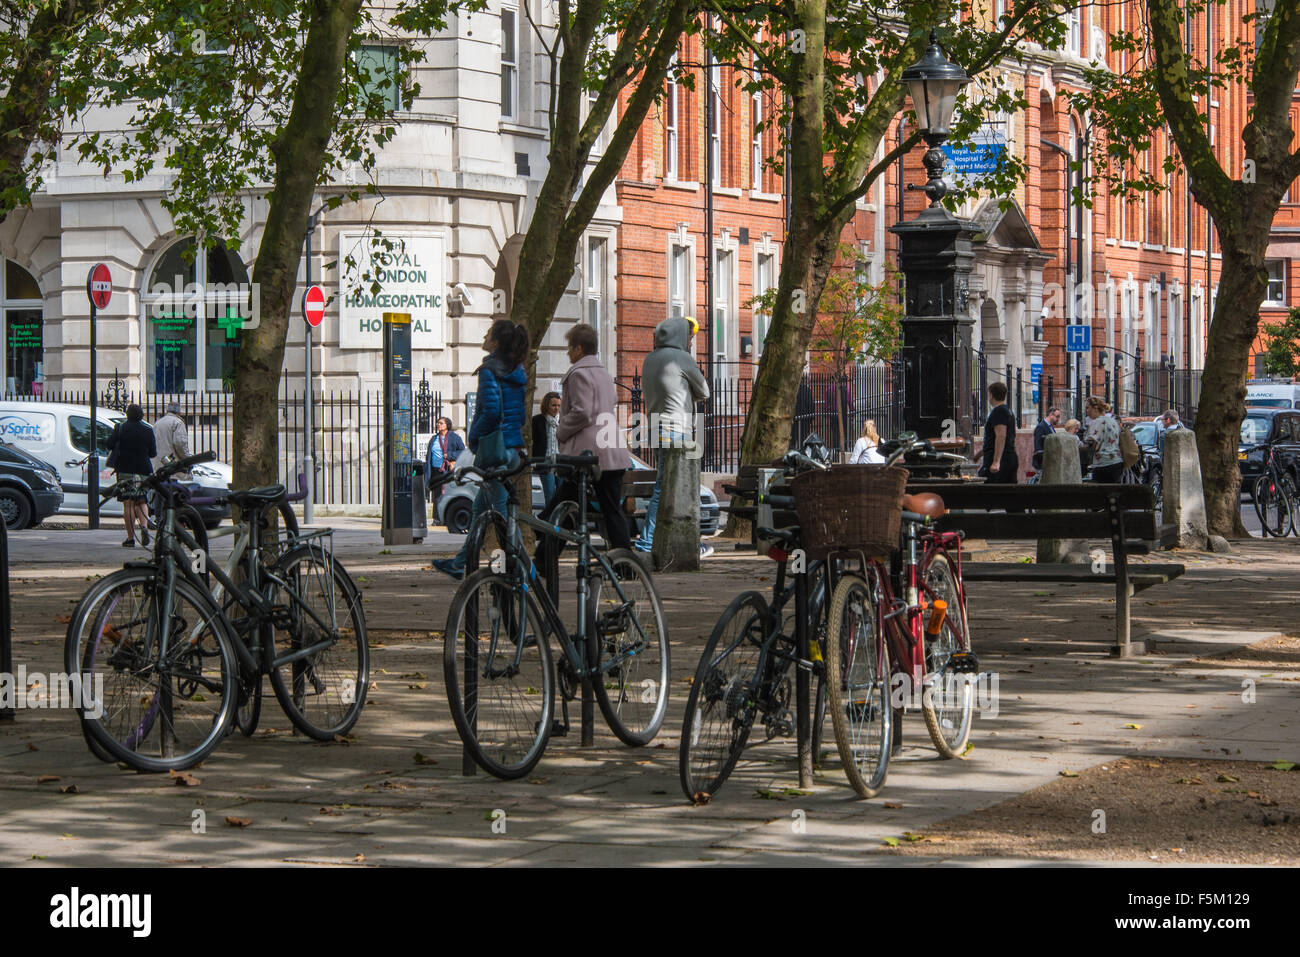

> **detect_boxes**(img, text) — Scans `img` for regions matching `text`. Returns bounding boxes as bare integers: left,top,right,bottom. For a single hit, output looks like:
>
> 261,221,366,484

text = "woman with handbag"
433,319,529,580
106,403,157,547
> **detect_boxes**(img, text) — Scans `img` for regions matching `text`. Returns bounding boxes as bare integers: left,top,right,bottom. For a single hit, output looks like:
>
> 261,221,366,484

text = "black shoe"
139,530,150,548
122,538,135,547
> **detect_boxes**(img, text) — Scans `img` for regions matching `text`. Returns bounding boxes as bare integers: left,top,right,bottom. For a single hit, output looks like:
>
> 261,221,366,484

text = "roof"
969,197,1041,250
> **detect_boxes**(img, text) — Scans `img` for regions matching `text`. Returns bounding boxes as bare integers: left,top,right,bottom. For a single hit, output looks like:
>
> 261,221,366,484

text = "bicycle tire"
678,590,770,803
769,561,830,762
1254,472,1294,537
825,573,892,798
235,670,263,736
919,552,974,758
464,508,509,575
72,570,237,772
444,568,555,779
588,549,670,746
267,544,369,740
65,569,143,763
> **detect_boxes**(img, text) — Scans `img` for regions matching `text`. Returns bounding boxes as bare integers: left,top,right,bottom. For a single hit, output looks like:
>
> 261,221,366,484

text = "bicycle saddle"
901,492,945,519
227,484,286,508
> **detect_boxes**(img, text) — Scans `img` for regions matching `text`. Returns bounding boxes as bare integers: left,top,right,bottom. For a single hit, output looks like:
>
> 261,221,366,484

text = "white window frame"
751,86,763,191
665,53,678,180
1168,283,1183,368
667,224,696,334
752,243,777,358
2,258,45,394
584,236,606,352
1265,259,1286,305
500,3,519,121
710,72,722,187
1065,6,1081,56
713,245,733,365
1144,280,1161,357
1190,283,1205,370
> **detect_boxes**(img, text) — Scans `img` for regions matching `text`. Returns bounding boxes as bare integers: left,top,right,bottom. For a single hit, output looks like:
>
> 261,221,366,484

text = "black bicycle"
64,452,367,771
679,451,832,802
434,452,669,779
1251,442,1296,537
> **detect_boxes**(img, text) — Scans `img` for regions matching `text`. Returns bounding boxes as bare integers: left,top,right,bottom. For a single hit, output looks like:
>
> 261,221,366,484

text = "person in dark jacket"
108,403,157,547
433,319,529,579
531,391,562,508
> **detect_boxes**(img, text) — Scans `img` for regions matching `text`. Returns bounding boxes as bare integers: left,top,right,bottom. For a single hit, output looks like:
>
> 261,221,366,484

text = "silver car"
433,451,719,537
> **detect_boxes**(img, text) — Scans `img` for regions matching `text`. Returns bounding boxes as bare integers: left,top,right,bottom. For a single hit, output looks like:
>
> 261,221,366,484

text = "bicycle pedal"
946,652,980,674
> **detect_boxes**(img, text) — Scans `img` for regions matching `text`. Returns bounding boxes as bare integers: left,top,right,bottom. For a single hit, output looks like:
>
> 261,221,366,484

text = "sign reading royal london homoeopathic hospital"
338,234,446,350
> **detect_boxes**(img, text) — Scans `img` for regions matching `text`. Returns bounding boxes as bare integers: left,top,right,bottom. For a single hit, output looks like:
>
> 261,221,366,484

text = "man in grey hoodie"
633,316,711,556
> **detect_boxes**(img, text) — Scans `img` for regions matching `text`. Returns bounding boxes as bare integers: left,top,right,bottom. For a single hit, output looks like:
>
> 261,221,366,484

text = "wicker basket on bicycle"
790,464,910,559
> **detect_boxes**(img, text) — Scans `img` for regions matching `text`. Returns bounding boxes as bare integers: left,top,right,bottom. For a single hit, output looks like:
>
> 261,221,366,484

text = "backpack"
1119,424,1141,471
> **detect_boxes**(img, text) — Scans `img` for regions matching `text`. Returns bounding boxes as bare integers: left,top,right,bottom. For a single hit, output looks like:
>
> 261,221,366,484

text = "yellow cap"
685,315,699,335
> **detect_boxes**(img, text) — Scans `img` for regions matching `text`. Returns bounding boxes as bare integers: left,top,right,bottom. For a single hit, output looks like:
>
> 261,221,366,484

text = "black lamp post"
891,32,974,457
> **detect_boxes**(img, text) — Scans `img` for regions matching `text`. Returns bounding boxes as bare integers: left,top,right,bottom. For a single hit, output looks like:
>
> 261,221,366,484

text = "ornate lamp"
902,31,970,206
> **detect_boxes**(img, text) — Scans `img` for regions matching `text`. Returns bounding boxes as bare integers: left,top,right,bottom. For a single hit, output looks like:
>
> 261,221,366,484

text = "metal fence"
617,360,905,472
1,380,446,506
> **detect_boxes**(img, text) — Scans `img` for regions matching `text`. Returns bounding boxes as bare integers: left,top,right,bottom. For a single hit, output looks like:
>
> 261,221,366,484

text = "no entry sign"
86,263,112,310
303,284,325,327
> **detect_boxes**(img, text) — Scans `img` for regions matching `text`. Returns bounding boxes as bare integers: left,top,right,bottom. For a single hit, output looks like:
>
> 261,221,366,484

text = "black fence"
617,360,905,473
1,379,446,506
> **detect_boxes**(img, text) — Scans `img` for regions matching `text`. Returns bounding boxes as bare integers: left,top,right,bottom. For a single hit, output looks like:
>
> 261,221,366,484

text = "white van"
1246,380,1300,409
0,401,232,518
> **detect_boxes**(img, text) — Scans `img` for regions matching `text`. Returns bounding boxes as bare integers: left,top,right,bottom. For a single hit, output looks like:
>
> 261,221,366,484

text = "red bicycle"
822,438,978,797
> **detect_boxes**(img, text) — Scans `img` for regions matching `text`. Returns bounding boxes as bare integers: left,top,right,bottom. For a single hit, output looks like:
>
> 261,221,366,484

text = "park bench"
906,481,1185,656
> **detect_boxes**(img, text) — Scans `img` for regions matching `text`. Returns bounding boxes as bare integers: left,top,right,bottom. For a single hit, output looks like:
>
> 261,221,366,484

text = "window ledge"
1142,243,1165,252
1104,238,1118,246
499,121,547,139
1119,241,1141,249
663,179,700,192
748,190,782,203
1166,246,1186,255
1190,249,1206,257
712,186,742,198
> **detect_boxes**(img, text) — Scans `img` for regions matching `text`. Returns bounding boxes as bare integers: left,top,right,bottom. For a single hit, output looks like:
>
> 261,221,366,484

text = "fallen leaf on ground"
59,784,79,794
1269,760,1297,771
1123,723,1142,730
37,774,59,783
26,742,37,751
1176,777,1203,785
54,614,72,624
1216,773,1239,783
412,752,437,765
353,853,366,863
881,837,900,847
225,816,252,828
169,770,200,787
691,791,711,806
1058,770,1079,778
883,802,904,809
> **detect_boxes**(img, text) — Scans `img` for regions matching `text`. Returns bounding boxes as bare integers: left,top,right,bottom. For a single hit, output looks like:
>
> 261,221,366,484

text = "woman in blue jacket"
434,319,529,579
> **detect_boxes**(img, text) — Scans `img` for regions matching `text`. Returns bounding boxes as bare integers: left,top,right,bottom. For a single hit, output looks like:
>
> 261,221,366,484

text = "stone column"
651,446,701,571
1037,431,1082,563
1162,428,1208,549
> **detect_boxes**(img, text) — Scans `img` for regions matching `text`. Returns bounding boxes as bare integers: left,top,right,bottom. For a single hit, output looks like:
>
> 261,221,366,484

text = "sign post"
301,283,325,526
86,264,112,530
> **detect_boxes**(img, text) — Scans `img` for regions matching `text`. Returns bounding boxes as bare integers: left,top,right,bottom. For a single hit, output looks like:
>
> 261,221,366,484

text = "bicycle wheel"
1284,475,1299,537
588,549,670,746
679,590,770,803
445,568,554,779
65,569,142,763
268,544,369,739
1254,473,1294,537
919,552,974,758
72,571,236,772
825,573,892,798
235,669,263,736
806,562,830,763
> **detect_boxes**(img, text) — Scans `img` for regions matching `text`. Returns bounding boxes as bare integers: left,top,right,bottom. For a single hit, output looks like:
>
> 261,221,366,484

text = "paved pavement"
1,517,1297,866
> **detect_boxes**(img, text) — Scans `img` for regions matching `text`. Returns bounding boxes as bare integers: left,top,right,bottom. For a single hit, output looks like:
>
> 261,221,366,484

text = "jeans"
449,448,520,568
633,432,688,552
539,470,557,512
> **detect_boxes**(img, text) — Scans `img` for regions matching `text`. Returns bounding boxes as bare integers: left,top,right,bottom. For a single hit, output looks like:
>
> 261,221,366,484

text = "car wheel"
444,499,472,534
0,488,33,530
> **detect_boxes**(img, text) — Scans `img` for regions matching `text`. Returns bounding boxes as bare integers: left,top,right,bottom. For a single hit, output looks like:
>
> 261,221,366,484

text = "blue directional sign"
1066,324,1091,353
1030,358,1043,403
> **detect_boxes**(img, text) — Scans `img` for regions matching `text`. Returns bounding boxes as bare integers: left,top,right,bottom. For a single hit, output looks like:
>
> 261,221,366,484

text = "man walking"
981,381,1019,484
1032,406,1063,472
151,401,191,473
1157,408,1183,458
632,315,711,559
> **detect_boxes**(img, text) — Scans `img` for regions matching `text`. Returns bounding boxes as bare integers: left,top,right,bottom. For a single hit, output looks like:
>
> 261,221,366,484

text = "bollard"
1162,429,1208,549
651,446,701,572
1037,432,1083,563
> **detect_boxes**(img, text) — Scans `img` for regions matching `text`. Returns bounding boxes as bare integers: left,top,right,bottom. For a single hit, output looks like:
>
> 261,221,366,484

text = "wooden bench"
907,481,1185,656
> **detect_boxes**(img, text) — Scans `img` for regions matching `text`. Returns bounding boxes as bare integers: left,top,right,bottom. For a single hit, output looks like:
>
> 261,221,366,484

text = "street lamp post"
891,32,974,461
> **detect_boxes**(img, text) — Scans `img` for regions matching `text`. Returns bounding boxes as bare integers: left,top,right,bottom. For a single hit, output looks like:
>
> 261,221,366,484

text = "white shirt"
850,437,885,464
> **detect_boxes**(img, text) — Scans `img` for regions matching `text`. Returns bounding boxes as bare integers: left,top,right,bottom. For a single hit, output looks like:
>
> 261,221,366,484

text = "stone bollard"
652,446,701,571
1037,431,1083,563
1162,429,1208,549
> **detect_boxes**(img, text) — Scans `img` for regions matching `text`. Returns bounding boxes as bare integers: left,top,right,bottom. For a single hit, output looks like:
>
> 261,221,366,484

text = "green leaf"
881,836,899,847
1269,760,1297,771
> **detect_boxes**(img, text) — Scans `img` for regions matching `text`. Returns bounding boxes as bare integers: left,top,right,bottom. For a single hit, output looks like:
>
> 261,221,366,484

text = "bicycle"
1250,443,1296,537
678,450,833,803
64,452,367,771
821,436,978,798
434,451,669,780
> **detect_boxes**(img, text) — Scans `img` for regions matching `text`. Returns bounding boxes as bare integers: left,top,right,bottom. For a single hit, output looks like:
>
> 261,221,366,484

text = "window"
1257,0,1274,53
69,415,117,457
752,88,764,191
753,252,775,356
713,247,733,363
356,44,402,112
710,73,721,187
2,258,43,395
141,238,250,392
1065,6,1080,55
168,17,233,111
585,237,606,351
500,4,518,120
586,88,606,153
665,53,678,179
669,243,690,317
1266,260,1286,304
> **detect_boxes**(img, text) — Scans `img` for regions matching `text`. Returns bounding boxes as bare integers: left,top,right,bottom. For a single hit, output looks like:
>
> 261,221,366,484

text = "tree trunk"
232,0,362,492
1196,236,1268,538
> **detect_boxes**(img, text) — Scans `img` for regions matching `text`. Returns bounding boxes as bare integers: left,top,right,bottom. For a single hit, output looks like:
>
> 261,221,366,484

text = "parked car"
1126,419,1163,498
0,440,64,529
1238,407,1300,494
0,401,232,527
433,450,720,537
